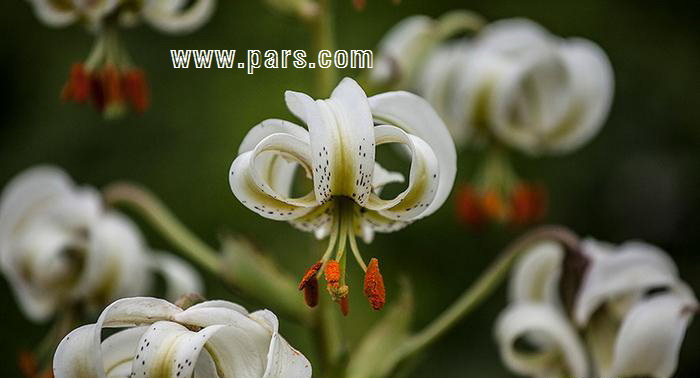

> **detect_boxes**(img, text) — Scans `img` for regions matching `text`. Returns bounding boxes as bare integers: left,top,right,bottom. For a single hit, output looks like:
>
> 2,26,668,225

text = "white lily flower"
0,166,202,321
495,237,698,378
26,0,215,33
53,297,312,378
496,241,589,378
372,16,613,154
229,77,456,312
575,238,697,378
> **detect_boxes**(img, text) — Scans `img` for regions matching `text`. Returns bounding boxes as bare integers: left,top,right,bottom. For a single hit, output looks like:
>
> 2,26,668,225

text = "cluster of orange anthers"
61,63,149,116
456,182,547,228
298,258,385,316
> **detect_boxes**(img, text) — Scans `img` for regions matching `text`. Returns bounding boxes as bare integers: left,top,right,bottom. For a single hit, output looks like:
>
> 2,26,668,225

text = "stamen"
317,209,341,278
303,277,319,308
299,261,322,308
363,258,386,311
348,231,368,272
324,259,341,292
298,261,323,290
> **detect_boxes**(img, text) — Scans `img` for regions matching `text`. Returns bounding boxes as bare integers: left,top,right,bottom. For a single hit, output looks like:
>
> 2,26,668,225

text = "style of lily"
0,166,203,322
27,0,216,117
495,238,697,378
53,296,312,378
229,77,456,314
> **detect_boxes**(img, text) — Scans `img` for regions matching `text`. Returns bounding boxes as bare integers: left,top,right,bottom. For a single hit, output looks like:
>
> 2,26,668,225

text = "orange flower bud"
363,258,385,310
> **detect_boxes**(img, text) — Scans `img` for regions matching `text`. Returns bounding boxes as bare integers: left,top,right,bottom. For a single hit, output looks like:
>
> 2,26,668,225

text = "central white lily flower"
229,78,456,313
53,297,312,378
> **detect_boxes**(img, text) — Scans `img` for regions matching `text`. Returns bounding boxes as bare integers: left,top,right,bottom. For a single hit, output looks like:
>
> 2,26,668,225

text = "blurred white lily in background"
229,77,456,314
495,238,697,378
0,166,202,321
26,0,216,117
371,15,613,154
53,297,312,377
27,0,216,32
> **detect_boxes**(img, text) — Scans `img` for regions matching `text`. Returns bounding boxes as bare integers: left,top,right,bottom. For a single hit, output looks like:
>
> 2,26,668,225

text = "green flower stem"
377,225,580,377
102,182,309,324
104,182,220,273
309,0,337,96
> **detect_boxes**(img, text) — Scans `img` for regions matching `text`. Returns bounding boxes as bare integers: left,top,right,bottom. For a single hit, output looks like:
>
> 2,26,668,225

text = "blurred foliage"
1,0,699,377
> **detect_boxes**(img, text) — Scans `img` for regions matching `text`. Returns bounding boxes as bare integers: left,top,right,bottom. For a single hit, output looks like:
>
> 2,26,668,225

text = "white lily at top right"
371,15,614,154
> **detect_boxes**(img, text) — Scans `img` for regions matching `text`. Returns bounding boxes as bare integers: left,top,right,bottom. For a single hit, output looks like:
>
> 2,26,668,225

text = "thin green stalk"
377,225,580,376
310,0,337,96
103,182,220,273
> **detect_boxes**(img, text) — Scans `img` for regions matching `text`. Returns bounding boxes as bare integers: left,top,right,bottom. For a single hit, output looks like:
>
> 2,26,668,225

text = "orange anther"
303,277,319,307
324,259,341,290
298,261,323,290
456,185,485,227
363,258,385,310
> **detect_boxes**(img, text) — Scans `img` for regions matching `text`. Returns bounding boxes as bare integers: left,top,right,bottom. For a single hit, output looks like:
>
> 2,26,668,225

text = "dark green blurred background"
1,0,699,377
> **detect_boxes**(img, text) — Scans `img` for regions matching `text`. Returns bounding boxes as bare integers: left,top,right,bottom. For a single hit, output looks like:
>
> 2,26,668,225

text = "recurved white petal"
150,252,204,302
608,287,697,378
369,91,456,217
230,132,318,221
369,15,435,87
251,309,313,378
574,238,680,325
495,303,588,378
551,38,613,153
142,0,216,34
26,0,78,27
76,212,149,305
365,125,439,222
510,240,564,304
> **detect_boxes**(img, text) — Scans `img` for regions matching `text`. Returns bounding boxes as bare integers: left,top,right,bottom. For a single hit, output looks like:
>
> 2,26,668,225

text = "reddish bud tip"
510,183,547,225
299,261,323,290
61,63,91,104
456,185,485,227
352,0,366,10
363,258,385,310
339,295,350,316
18,350,38,378
123,68,150,113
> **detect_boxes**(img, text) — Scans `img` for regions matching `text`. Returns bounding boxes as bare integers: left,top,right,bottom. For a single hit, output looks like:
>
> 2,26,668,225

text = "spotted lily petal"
285,77,376,204
369,91,457,217
53,297,312,378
